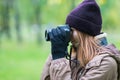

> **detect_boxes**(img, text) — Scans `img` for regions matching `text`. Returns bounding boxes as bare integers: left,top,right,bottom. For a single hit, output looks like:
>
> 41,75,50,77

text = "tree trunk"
1,0,11,40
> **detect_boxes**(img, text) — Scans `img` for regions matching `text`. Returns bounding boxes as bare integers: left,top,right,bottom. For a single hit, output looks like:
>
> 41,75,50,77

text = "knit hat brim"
66,14,102,36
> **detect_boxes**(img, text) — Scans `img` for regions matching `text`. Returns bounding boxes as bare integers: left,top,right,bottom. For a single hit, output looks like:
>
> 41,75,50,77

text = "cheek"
72,31,78,42
70,32,75,43
71,31,80,47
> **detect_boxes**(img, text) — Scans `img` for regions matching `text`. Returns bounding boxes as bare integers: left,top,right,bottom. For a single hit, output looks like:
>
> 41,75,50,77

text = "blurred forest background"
0,0,120,80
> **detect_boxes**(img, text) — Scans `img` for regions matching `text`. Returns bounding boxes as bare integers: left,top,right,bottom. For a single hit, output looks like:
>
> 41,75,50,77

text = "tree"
31,0,42,44
13,0,22,42
0,0,11,40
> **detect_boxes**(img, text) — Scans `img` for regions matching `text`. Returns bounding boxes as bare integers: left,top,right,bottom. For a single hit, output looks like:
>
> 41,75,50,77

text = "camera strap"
66,45,79,69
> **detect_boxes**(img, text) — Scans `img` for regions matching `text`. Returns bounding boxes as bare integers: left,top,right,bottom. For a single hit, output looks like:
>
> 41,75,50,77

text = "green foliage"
98,0,120,29
1,0,118,29
42,0,71,24
104,29,120,49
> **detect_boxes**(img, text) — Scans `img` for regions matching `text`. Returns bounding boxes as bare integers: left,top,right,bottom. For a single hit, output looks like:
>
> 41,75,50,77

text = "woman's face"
70,28,80,48
70,28,80,58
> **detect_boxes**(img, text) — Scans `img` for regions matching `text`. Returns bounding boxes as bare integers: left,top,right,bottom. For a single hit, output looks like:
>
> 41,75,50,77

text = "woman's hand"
49,25,70,60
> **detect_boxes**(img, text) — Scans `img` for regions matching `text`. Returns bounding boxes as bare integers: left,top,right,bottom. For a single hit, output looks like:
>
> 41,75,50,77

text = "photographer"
41,0,119,80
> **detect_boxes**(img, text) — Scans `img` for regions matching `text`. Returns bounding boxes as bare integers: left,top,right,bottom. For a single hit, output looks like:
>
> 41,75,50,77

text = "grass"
0,40,50,80
0,29,120,80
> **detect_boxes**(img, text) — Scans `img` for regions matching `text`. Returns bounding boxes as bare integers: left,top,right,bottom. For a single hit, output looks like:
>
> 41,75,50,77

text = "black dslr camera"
45,25,70,41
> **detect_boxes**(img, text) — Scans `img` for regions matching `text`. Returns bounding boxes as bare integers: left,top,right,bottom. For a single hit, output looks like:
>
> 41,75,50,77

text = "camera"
45,25,70,41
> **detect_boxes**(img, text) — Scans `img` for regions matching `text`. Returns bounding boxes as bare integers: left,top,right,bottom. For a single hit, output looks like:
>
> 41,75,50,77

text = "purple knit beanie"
66,0,102,36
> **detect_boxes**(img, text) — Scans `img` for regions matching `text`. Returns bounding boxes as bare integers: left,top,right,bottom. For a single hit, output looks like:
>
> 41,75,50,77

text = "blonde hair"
71,28,105,67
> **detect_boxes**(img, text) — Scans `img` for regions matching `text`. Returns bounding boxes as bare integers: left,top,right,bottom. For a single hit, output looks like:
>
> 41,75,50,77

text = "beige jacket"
41,44,120,80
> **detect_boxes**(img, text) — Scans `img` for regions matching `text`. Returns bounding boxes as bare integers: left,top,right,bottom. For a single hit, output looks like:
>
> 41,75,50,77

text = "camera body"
45,25,70,41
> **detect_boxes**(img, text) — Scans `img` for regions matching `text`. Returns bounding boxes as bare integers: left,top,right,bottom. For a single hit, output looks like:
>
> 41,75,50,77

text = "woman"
41,0,119,80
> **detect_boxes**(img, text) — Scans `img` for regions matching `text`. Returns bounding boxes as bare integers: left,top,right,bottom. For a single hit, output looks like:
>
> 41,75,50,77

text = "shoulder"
86,53,117,70
80,54,118,80
101,55,117,70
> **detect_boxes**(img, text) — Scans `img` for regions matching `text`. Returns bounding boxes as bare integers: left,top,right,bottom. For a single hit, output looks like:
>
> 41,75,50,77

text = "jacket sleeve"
80,56,118,80
41,55,72,80
40,55,52,80
49,58,72,80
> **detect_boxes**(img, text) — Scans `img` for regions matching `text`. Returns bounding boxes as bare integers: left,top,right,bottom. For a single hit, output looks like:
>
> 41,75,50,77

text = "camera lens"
45,29,51,41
